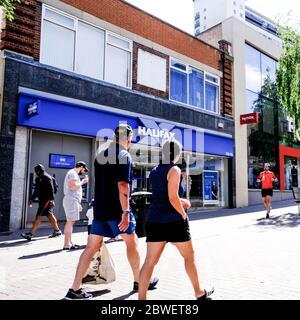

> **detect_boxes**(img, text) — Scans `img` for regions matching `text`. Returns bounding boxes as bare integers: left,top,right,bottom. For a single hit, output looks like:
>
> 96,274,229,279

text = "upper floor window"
41,6,132,88
170,59,220,114
245,44,277,95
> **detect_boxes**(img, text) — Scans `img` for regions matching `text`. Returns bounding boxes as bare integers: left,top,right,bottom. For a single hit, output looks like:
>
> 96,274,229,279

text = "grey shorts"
63,197,82,221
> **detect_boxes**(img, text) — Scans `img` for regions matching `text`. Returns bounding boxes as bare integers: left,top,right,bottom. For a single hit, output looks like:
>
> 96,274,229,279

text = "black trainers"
64,288,93,300
49,229,62,238
21,232,33,241
266,213,270,219
133,276,159,291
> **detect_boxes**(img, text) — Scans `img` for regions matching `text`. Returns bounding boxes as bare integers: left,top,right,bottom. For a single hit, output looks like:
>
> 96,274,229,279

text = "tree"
276,19,300,141
0,0,21,22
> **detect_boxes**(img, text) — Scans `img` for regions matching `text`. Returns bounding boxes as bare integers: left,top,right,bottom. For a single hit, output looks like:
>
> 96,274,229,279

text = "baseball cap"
75,161,89,172
34,164,45,172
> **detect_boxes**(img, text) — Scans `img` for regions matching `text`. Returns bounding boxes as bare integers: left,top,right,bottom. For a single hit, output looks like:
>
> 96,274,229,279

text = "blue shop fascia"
1,54,235,231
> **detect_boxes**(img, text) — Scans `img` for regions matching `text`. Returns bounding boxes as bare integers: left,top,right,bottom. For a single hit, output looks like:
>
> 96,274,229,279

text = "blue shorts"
90,212,136,238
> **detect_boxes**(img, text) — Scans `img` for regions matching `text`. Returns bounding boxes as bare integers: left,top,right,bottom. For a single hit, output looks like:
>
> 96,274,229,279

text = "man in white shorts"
63,161,89,250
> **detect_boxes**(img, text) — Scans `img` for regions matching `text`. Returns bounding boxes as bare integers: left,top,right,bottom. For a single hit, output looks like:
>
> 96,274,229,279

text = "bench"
292,187,300,215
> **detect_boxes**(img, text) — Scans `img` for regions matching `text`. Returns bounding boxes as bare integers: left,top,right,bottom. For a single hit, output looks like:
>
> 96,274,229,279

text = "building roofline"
245,5,277,26
122,0,223,53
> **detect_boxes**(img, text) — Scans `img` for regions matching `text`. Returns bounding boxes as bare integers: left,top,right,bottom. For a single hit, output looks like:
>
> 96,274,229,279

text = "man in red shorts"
257,163,278,219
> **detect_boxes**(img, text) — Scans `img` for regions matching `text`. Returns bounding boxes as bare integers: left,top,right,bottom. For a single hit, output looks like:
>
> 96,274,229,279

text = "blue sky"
124,0,300,34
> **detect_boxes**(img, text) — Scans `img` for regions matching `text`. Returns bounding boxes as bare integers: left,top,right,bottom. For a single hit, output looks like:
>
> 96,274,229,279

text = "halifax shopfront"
17,88,234,227
0,53,235,232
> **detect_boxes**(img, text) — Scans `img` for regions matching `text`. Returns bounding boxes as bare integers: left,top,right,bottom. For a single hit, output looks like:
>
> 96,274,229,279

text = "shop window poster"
203,170,219,202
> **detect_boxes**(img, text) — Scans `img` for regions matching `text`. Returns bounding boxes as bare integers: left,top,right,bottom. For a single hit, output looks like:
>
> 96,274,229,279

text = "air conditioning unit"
287,117,294,133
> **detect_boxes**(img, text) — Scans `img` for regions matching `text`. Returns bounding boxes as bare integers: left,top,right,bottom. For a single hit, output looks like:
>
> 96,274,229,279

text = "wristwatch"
122,210,130,215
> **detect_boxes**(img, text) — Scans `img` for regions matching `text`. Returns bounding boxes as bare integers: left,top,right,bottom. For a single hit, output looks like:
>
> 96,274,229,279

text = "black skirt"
145,218,191,243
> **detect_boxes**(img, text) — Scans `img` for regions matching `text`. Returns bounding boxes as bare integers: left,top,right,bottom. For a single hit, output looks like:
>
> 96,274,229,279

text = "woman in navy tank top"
138,140,214,300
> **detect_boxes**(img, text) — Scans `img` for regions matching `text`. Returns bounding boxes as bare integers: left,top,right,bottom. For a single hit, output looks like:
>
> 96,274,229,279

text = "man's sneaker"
133,276,159,291
64,288,93,300
49,230,62,238
21,232,33,241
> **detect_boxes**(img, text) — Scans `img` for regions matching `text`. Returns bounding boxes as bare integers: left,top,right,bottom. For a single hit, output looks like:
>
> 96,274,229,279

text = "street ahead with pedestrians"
0,200,300,300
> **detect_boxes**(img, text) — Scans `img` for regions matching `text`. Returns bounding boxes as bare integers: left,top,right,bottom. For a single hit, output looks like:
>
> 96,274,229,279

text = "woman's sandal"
62,244,80,250
197,286,215,300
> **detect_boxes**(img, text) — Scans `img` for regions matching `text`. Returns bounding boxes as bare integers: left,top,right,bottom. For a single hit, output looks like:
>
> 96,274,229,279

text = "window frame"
41,5,132,89
41,5,77,71
169,58,220,114
105,31,133,88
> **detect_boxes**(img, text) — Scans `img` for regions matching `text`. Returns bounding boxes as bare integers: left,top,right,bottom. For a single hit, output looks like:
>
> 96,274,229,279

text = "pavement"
1,199,300,300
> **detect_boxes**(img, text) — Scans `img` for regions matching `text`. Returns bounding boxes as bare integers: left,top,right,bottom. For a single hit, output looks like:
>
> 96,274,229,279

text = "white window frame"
41,5,77,71
41,5,132,89
105,31,133,88
169,58,220,115
170,58,189,105
205,71,220,114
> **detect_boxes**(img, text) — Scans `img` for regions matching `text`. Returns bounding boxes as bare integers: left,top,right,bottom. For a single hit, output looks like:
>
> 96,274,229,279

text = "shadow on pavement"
18,248,64,259
112,291,137,300
188,199,297,222
0,224,87,243
91,289,111,298
254,212,300,229
0,238,47,249
61,289,111,300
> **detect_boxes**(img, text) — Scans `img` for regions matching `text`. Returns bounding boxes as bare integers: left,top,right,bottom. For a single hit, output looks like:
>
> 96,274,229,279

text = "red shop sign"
240,112,259,125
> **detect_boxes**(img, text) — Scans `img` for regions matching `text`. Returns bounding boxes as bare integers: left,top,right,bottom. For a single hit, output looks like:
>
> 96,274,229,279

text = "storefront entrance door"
27,130,92,224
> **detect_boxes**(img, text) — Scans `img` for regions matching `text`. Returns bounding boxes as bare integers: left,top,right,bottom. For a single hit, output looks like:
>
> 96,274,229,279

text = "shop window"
170,59,220,114
41,5,132,88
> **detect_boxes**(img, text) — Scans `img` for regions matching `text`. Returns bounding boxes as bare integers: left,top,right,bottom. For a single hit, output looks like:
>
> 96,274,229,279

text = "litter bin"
130,191,152,238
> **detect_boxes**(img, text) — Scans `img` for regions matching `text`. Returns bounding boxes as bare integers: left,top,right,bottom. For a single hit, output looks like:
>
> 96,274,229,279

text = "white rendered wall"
194,0,245,33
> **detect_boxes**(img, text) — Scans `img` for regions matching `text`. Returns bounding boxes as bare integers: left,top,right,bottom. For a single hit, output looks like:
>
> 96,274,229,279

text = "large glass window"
245,43,281,189
41,6,132,88
170,60,220,113
245,44,261,93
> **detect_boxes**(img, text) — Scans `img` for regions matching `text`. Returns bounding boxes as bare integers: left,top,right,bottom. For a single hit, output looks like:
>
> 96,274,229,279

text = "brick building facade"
0,0,235,232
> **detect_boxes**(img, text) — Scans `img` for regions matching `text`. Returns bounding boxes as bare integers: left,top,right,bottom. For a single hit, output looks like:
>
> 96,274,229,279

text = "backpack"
52,176,58,195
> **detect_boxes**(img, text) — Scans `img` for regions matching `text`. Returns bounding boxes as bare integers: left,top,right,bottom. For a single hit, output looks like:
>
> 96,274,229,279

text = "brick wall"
223,57,233,116
132,42,169,99
0,0,41,59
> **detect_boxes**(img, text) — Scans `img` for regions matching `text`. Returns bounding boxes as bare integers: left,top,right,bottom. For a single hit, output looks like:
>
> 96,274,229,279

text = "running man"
257,163,278,219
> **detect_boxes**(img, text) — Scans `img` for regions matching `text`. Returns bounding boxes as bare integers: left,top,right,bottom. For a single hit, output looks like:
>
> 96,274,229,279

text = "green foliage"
276,17,300,141
0,0,21,21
